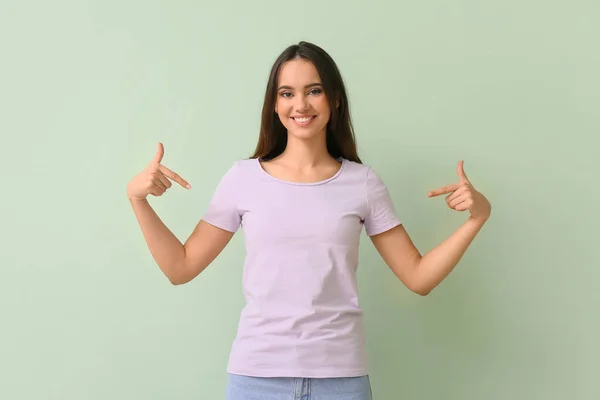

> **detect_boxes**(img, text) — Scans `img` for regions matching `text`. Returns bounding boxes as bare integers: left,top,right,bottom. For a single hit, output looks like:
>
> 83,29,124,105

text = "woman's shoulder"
218,157,259,180
340,158,374,177
341,159,391,189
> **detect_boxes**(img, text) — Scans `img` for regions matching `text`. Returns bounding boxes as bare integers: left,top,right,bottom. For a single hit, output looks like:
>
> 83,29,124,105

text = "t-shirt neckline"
256,157,346,186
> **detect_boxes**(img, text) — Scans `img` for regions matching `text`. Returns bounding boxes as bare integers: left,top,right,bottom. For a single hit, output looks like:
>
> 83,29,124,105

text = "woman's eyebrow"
277,83,323,91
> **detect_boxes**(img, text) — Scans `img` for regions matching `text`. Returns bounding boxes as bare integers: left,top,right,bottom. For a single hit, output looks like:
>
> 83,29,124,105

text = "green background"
1,1,598,398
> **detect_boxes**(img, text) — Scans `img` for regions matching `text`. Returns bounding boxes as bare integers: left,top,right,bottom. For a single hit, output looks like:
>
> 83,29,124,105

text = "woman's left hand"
427,161,491,221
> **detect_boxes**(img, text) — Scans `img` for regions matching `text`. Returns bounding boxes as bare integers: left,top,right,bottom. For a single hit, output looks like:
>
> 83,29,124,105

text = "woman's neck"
276,133,336,168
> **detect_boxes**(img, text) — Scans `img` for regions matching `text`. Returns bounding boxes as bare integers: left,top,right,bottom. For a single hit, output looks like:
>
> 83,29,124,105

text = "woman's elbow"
413,287,432,296
407,279,433,296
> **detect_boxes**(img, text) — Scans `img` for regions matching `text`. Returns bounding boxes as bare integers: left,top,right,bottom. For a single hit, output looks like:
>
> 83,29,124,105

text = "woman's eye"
279,88,321,98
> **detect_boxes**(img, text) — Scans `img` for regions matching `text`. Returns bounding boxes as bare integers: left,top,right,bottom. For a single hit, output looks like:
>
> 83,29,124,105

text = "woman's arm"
370,161,491,295
371,216,488,295
127,143,236,285
130,198,234,285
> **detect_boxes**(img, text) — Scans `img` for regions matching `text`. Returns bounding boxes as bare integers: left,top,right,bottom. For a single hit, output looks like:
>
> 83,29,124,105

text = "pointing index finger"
159,164,191,189
428,182,461,197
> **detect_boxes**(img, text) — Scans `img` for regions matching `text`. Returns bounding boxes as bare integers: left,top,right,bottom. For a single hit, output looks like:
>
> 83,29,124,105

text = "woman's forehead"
278,59,321,87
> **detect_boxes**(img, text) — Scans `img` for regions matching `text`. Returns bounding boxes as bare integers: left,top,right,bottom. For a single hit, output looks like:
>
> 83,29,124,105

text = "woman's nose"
294,95,310,112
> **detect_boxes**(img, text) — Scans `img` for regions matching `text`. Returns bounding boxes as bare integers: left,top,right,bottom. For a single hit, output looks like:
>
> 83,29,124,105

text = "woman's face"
275,59,331,142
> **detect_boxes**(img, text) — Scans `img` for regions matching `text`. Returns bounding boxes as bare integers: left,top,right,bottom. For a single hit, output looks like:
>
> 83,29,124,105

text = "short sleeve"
201,162,242,232
364,167,402,236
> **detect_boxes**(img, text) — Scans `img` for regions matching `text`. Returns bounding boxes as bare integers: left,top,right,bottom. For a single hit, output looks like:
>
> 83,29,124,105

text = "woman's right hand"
127,142,191,201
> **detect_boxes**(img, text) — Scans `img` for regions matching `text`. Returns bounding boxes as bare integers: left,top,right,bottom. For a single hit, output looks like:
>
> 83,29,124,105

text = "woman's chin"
287,127,327,141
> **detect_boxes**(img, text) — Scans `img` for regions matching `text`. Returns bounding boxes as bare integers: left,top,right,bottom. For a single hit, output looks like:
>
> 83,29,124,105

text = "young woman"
127,41,491,399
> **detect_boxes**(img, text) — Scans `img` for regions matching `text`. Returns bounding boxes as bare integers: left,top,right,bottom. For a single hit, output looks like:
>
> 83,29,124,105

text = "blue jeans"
225,373,373,399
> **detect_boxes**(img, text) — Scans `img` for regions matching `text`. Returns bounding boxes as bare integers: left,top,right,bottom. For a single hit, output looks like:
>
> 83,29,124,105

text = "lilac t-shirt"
201,157,402,378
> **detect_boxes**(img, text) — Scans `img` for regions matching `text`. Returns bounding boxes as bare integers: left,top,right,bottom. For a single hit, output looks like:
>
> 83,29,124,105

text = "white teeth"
294,117,313,122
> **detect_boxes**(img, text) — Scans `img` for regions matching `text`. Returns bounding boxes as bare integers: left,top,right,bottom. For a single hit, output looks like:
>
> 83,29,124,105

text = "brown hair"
250,41,362,163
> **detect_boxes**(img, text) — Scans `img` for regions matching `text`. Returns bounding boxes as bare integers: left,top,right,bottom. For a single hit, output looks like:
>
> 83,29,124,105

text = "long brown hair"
250,41,362,163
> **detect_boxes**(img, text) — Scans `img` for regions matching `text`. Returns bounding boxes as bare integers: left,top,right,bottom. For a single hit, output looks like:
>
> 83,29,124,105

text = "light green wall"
1,1,598,399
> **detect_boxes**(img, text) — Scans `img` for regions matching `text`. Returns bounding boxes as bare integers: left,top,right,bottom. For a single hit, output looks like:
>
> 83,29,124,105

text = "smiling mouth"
291,116,316,125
